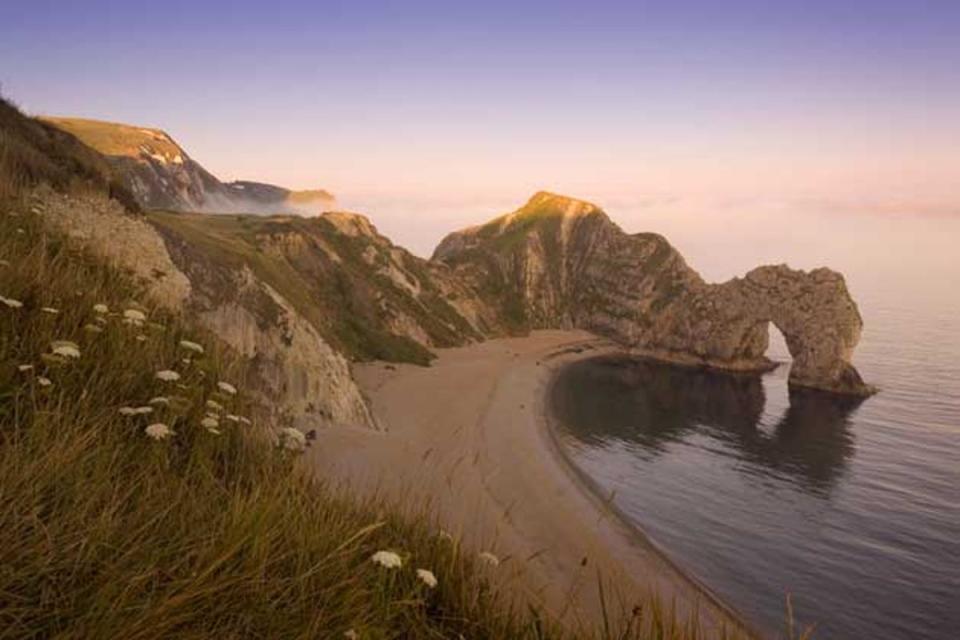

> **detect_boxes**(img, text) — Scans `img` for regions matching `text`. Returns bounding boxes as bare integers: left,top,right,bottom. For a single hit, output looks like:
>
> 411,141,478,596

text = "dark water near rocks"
549,215,960,640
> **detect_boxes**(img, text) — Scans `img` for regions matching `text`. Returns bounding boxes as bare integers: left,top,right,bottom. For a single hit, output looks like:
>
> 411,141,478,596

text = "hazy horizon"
3,0,958,258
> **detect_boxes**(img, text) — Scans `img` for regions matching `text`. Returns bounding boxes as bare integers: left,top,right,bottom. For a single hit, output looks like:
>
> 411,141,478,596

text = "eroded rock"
434,192,874,396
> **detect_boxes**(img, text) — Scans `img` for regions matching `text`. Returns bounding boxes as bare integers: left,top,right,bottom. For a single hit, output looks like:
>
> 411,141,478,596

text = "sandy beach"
306,330,749,635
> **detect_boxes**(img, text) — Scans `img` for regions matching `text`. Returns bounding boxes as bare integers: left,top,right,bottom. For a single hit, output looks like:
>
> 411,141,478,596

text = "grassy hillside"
39,116,182,160
149,210,482,365
0,97,137,210
0,196,562,639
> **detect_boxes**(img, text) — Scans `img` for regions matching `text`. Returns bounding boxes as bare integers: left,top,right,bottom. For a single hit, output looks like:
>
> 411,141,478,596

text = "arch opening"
766,321,792,364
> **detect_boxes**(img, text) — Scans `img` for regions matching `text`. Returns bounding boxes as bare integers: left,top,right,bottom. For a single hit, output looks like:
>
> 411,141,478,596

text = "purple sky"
2,0,959,254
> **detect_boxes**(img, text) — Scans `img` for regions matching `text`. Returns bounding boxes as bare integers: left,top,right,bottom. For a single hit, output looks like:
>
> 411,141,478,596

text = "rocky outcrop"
433,192,873,395
33,186,192,309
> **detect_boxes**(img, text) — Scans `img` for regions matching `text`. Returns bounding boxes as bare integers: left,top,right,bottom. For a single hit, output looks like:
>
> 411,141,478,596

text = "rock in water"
433,191,874,396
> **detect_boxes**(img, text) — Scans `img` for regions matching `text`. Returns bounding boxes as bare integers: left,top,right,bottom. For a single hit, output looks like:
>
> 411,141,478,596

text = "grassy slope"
0,205,566,639
37,117,181,159
0,99,137,211
148,210,476,365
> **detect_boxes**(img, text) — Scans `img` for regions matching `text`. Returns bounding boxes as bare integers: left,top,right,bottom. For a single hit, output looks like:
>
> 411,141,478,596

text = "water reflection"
551,356,865,491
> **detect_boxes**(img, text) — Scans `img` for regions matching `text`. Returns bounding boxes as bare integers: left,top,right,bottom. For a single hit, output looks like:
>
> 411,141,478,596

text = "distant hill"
40,117,336,214
225,180,336,215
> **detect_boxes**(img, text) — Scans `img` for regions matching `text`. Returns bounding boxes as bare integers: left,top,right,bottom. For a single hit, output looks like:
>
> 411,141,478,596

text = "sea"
550,207,960,640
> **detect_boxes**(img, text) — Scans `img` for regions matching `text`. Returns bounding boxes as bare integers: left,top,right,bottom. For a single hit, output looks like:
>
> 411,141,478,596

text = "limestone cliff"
433,191,873,395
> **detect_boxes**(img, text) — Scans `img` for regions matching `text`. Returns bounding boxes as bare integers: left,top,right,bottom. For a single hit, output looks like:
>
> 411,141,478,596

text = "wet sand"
305,330,749,635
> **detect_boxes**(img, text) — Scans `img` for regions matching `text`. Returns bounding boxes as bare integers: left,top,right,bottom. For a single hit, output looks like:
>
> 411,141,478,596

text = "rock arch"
640,265,874,395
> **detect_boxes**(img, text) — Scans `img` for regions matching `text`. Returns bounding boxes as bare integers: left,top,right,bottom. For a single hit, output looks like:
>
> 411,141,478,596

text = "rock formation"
434,191,873,395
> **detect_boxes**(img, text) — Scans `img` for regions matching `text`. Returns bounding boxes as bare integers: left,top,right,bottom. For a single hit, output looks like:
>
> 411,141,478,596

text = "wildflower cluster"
370,549,439,588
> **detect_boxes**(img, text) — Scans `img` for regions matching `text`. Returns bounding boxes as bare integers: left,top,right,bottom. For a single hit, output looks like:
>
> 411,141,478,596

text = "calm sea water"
549,212,960,640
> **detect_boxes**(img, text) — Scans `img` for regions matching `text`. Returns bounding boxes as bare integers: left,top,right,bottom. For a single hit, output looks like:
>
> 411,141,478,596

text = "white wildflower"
181,357,192,366
93,303,109,314
145,423,174,440
41,307,59,315
205,399,223,412
217,381,237,395
225,414,240,423
479,551,500,567
179,340,204,354
17,364,33,372
123,309,146,322
148,396,169,406
370,550,403,569
416,568,438,588
201,416,219,430
280,427,306,451
50,340,81,359
83,323,103,334
238,416,252,426
155,370,181,382
1,296,23,309
37,377,52,387
135,334,147,342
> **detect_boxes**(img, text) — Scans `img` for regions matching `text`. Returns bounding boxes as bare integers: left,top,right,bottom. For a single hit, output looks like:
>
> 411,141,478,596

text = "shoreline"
538,354,762,638
307,331,756,636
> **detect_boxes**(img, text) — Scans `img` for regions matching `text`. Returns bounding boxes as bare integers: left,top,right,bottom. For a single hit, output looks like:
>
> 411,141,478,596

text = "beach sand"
306,330,748,635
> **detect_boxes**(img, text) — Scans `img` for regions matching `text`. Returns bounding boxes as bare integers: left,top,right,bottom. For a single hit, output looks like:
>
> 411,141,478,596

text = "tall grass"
0,201,563,638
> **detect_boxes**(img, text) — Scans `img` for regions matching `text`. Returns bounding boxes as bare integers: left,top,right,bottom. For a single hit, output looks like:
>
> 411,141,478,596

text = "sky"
2,0,959,257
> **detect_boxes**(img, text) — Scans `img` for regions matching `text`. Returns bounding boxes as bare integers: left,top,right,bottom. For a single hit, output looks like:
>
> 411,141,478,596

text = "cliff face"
31,188,375,430
40,118,336,215
433,192,872,395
